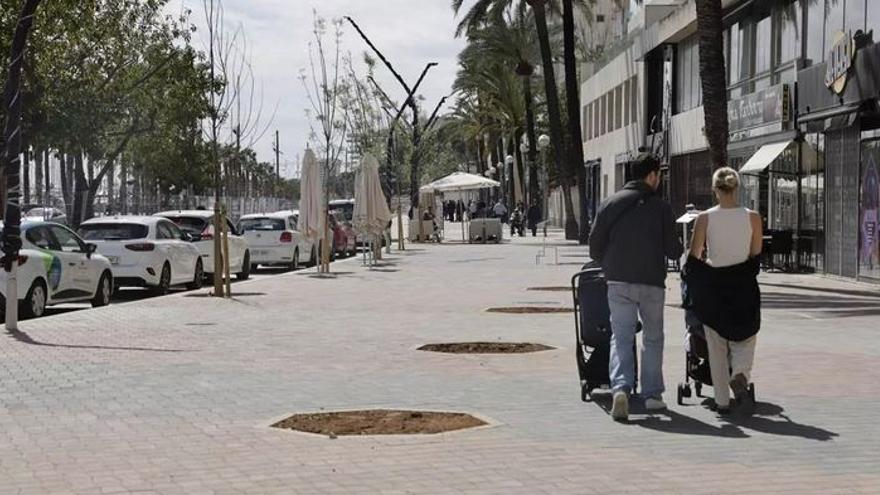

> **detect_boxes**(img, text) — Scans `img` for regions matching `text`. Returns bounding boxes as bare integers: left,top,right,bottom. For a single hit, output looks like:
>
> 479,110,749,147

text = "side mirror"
181,232,193,242
85,243,97,258
187,232,201,242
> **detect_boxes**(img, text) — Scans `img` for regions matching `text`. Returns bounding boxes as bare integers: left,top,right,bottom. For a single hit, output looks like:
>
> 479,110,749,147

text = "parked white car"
154,210,251,280
0,221,113,319
78,216,203,294
237,211,314,271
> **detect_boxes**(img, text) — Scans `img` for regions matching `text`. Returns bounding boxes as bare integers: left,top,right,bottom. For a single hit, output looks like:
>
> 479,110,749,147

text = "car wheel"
289,249,300,271
152,263,172,296
91,272,112,308
186,259,204,291
236,252,251,280
20,280,47,319
309,246,317,266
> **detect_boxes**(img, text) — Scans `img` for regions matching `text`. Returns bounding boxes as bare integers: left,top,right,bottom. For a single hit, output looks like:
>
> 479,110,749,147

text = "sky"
167,0,467,178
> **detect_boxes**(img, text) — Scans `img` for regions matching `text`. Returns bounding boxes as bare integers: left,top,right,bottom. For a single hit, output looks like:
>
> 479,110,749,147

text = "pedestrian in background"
588,153,683,421
527,200,541,237
685,167,762,416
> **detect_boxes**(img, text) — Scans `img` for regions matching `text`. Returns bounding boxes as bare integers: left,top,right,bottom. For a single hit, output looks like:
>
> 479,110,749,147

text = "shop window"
859,131,880,281
801,133,825,272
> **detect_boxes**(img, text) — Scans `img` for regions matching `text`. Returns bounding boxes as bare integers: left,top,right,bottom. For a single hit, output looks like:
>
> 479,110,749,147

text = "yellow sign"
825,31,856,95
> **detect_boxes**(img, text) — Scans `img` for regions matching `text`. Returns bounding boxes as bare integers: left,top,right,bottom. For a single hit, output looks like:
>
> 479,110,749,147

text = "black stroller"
571,265,638,401
677,283,756,405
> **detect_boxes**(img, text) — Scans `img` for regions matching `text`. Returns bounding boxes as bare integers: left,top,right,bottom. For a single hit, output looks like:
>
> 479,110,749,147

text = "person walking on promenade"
588,153,683,421
527,200,541,237
684,167,763,416
493,199,508,222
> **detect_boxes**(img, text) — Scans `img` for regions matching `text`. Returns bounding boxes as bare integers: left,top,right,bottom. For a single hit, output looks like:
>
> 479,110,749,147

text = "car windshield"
162,216,208,235
25,208,55,218
238,218,285,232
331,203,354,221
78,223,148,241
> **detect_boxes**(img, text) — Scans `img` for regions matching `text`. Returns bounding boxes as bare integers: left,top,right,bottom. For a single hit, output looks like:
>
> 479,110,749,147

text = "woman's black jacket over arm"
682,256,761,342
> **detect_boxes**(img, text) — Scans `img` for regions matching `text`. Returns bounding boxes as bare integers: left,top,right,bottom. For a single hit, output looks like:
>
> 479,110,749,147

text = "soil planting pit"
486,306,573,314
418,342,554,354
272,409,486,436
526,286,570,292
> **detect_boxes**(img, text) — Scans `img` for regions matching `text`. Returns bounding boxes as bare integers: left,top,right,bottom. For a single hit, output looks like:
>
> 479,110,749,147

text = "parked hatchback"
154,210,251,281
237,211,313,271
79,216,203,294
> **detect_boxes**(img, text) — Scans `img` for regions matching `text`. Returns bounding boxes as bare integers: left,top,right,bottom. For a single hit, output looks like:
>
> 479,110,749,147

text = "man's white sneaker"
611,391,629,421
645,397,667,411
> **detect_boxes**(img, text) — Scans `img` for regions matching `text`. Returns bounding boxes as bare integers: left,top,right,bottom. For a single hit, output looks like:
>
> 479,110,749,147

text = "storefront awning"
738,140,792,174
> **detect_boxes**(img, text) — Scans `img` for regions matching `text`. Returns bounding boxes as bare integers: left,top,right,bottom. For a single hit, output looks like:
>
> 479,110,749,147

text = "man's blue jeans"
607,282,666,398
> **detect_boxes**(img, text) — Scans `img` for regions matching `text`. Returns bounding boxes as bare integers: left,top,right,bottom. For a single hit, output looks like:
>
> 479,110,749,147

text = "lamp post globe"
537,134,550,150
505,155,515,165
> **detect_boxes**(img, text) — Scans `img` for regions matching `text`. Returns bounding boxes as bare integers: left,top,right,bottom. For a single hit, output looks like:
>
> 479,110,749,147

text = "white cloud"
169,0,466,177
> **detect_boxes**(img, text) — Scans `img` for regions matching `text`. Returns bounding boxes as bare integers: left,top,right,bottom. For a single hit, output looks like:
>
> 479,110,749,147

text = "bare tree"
300,12,350,273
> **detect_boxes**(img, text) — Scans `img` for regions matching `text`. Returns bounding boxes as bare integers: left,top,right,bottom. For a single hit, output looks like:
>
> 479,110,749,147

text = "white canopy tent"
420,171,501,242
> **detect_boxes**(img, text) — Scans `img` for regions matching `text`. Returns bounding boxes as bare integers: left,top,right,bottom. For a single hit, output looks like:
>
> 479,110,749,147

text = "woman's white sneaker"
645,397,667,411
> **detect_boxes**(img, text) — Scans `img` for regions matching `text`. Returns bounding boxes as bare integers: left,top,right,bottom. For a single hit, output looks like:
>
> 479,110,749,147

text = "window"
755,15,772,75
804,0,826,64
582,104,588,141
596,14,605,23
774,1,802,67
49,225,84,253
156,222,175,240
600,94,607,135
630,76,638,124
238,218,286,232
226,219,238,236
623,79,631,126
26,227,57,250
844,0,866,33
728,22,741,85
606,91,614,133
614,86,623,129
587,103,593,139
166,222,185,240
594,98,601,137
289,216,298,231
825,0,845,54
675,35,702,113
868,1,880,39
78,223,148,241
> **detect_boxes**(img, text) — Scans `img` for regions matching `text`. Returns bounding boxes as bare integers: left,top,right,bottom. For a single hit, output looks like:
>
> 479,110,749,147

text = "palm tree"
453,0,579,238
695,0,728,168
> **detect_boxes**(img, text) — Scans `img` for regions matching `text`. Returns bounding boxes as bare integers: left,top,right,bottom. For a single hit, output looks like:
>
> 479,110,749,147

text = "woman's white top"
705,205,753,268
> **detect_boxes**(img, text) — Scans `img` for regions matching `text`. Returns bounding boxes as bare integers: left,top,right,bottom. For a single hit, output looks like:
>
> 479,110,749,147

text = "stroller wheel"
676,383,689,406
580,384,593,402
695,382,703,398
749,383,756,402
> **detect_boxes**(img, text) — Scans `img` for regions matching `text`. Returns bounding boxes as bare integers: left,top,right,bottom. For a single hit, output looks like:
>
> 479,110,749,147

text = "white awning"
739,140,792,174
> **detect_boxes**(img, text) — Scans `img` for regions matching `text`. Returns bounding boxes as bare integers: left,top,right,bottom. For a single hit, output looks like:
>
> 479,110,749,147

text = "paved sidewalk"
1,233,879,494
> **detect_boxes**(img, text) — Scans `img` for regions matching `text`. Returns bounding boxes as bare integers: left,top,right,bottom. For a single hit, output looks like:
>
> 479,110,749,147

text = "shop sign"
825,31,856,95
728,84,790,132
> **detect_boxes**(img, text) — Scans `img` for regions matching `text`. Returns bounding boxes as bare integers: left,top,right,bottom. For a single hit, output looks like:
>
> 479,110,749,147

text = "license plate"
107,256,119,265
253,249,268,256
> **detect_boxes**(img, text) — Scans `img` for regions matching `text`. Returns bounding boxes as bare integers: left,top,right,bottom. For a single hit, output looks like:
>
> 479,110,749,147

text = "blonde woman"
685,167,763,415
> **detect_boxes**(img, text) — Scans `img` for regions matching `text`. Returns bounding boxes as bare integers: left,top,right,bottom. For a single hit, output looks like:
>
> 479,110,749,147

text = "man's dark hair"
630,153,660,181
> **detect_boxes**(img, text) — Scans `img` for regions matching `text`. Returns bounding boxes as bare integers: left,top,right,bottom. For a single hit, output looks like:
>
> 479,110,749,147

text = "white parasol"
298,148,324,241
353,154,392,235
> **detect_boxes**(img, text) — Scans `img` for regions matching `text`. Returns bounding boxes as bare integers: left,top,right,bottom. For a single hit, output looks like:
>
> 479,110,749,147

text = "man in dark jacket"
527,200,542,237
588,153,682,421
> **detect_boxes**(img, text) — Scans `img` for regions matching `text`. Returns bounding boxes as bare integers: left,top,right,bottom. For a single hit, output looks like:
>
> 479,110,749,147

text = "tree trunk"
106,162,114,213
43,148,50,205
409,105,421,209
513,132,525,206
529,0,575,238
22,148,30,205
696,0,728,168
119,158,128,214
60,152,71,218
522,74,539,207
33,146,43,204
71,152,88,228
563,0,589,244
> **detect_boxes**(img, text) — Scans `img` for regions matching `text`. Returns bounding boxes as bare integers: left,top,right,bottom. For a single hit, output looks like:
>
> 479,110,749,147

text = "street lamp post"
537,134,550,223
505,154,515,207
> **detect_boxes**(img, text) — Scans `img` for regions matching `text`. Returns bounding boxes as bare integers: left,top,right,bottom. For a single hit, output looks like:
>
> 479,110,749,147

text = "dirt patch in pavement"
486,306,573,314
418,342,554,354
272,410,486,436
526,286,570,292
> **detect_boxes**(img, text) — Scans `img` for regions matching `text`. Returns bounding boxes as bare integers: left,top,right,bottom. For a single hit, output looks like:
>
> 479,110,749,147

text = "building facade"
580,0,880,283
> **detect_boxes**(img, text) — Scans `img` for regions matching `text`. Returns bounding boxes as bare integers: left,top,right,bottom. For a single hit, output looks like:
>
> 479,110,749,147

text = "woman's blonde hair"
712,167,740,193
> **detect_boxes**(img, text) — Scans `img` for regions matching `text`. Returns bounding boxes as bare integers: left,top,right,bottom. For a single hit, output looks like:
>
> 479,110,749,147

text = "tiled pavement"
1,232,879,494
